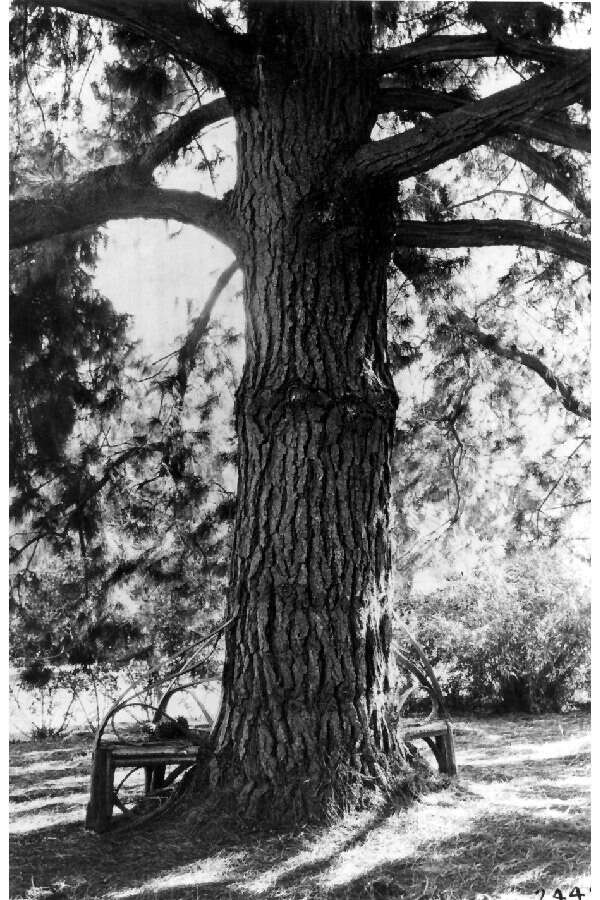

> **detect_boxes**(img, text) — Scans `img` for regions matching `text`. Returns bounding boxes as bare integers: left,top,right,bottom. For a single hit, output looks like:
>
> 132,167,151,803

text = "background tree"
9,1,590,824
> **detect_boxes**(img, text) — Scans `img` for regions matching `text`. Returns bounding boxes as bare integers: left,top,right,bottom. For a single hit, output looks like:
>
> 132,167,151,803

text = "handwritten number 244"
536,890,587,899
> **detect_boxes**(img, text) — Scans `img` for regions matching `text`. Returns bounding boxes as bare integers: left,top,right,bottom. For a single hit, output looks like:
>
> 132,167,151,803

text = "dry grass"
10,712,590,900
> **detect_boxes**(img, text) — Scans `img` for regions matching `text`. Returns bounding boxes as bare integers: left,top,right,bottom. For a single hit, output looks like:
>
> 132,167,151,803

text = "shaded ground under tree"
10,711,590,900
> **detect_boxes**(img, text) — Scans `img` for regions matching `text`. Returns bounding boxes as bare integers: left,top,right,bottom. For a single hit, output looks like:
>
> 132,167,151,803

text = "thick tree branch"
354,63,588,182
374,33,589,75
10,175,237,250
491,138,590,218
37,0,254,98
137,98,232,175
379,82,590,212
377,84,590,152
520,117,590,153
394,219,590,266
10,100,238,250
449,308,590,420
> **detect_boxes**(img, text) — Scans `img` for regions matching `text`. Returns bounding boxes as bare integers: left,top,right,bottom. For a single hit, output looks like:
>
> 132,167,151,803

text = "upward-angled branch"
377,85,590,153
377,86,589,215
353,62,588,183
137,98,232,176
449,308,591,421
394,219,590,266
10,100,238,250
38,0,255,98
176,260,240,400
374,33,589,75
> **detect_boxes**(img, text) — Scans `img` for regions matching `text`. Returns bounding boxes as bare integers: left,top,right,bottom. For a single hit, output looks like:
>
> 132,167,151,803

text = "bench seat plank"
402,719,450,740
107,741,200,756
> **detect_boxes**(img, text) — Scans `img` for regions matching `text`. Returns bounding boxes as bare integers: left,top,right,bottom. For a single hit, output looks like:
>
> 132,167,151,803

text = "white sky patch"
93,110,238,358
93,224,237,360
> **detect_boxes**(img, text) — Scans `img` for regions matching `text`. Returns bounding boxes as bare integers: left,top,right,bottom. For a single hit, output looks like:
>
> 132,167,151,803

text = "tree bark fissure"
15,1,591,827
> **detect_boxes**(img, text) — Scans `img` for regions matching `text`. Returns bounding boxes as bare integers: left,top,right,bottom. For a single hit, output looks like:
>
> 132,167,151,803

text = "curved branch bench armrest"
396,622,449,718
393,626,457,777
395,650,441,725
396,685,416,717
92,615,234,751
87,616,234,832
154,681,215,728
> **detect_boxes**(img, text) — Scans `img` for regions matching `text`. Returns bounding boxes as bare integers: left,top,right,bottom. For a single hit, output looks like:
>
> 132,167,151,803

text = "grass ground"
9,712,590,900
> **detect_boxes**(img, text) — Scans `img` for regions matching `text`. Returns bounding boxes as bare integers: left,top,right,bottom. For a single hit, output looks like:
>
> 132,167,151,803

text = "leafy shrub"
10,558,144,669
10,669,76,740
404,549,590,713
10,661,157,739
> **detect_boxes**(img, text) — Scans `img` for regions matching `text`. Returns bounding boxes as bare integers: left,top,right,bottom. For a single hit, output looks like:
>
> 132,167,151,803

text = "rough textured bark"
16,0,590,827
209,2,410,823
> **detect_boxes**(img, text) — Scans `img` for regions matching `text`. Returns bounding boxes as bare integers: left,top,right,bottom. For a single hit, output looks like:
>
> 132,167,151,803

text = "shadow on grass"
9,713,590,900
11,790,589,900
321,809,590,900
10,816,228,897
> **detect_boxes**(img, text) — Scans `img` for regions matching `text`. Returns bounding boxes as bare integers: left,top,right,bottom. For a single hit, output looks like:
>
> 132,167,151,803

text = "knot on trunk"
238,380,398,425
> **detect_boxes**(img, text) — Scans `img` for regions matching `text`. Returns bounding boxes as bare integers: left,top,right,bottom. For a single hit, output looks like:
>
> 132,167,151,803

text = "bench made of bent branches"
393,625,457,777
85,621,456,833
85,620,231,833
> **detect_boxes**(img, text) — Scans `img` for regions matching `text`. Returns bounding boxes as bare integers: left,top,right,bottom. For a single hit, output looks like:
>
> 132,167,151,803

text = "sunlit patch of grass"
460,733,590,769
108,854,246,899
10,789,89,817
9,712,590,900
9,759,87,779
11,773,90,802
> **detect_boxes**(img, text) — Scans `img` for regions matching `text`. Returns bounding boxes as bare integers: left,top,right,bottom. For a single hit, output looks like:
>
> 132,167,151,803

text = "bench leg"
85,747,114,833
426,728,457,776
444,724,457,776
145,763,166,793
433,735,448,773
433,727,457,776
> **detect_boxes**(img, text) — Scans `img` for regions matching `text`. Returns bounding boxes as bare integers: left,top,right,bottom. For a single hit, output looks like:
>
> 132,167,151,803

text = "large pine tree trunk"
210,2,411,822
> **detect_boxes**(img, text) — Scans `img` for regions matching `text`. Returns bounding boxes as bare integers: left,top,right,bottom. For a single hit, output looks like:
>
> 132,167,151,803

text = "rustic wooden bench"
393,628,458,777
85,729,211,833
85,621,231,833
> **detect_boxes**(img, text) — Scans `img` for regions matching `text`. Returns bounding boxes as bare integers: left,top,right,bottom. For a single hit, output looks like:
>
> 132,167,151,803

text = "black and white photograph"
8,2,591,897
